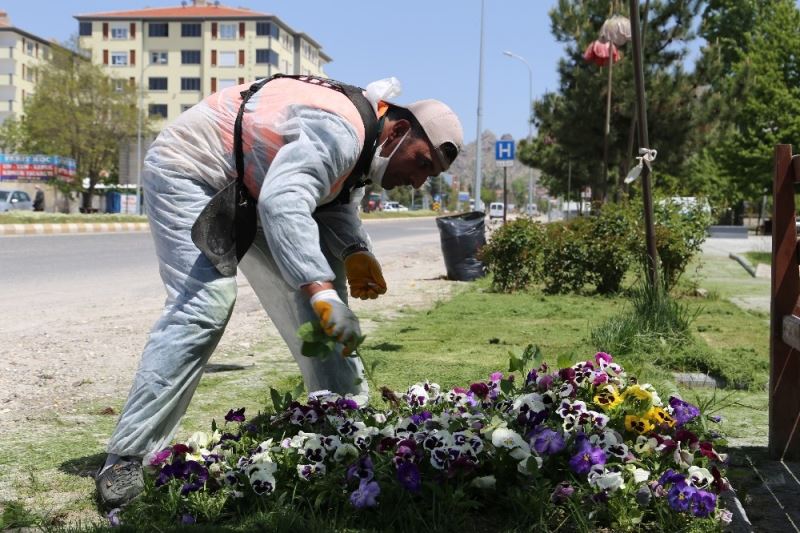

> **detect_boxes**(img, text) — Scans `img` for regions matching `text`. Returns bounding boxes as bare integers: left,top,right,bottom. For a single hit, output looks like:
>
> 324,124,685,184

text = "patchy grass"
0,211,148,225
744,251,771,266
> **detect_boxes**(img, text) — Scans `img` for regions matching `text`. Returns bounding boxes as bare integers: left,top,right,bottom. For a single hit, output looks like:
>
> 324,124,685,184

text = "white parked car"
382,201,409,212
0,189,33,212
488,202,505,219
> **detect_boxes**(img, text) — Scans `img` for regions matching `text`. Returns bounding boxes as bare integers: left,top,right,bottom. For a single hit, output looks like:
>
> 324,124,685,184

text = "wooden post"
769,144,800,460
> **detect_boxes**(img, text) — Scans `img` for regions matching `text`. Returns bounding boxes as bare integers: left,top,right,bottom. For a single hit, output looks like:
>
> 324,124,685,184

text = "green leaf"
292,379,305,400
499,378,514,395
283,391,293,408
296,321,317,341
210,418,217,433
556,352,573,370
526,456,540,474
270,387,283,412
508,352,524,373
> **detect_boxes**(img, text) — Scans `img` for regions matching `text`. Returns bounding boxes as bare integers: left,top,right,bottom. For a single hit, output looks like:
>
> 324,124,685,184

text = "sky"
3,0,697,145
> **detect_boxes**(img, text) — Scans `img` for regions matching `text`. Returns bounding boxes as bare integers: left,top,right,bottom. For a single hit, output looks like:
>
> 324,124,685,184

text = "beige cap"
400,99,464,170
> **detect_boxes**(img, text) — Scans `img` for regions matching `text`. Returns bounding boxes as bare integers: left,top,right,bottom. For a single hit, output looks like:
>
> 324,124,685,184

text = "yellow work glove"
344,251,387,300
310,289,362,354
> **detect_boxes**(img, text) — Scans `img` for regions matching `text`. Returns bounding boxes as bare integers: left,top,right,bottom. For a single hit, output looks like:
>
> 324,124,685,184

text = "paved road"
0,217,440,291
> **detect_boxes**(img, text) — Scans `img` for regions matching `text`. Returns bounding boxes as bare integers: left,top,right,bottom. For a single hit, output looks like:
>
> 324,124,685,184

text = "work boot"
95,456,145,508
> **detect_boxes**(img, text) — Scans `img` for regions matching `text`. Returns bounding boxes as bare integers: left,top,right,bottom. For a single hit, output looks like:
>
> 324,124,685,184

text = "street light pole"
474,0,486,213
503,50,534,215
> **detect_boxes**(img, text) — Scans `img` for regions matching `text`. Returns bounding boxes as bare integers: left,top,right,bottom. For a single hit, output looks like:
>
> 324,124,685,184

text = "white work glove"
310,289,362,353
344,251,387,300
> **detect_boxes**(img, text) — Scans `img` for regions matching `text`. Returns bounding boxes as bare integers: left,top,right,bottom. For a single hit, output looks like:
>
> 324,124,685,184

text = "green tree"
705,0,800,204
0,118,27,153
519,0,702,202
19,43,142,210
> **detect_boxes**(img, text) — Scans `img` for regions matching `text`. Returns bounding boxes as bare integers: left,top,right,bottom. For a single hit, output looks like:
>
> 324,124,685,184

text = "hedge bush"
483,199,710,295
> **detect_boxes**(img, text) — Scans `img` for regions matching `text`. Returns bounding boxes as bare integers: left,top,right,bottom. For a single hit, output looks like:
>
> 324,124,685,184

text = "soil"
0,223,463,425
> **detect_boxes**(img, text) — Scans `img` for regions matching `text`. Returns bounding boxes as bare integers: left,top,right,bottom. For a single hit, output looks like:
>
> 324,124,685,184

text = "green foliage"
649,198,714,290
10,43,145,205
480,218,544,292
519,0,702,201
539,220,592,294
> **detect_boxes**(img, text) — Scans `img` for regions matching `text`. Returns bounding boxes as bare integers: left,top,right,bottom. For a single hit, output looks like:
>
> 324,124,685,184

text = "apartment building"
75,0,332,126
0,11,59,125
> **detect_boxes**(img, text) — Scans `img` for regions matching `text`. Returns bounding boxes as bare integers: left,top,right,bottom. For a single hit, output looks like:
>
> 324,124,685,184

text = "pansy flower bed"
118,350,732,531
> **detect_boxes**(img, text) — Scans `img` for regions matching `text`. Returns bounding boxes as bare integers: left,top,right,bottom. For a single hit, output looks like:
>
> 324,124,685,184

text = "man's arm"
255,107,361,289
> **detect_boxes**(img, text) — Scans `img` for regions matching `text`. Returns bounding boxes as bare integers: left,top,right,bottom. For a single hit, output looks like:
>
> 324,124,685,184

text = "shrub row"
481,200,711,295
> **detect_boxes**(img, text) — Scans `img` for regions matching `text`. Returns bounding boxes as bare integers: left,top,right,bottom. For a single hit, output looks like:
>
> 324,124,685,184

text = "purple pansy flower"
107,508,121,528
469,382,490,399
532,428,565,455
180,514,196,525
691,490,717,517
667,481,697,512
350,479,380,508
669,397,700,427
397,461,421,493
149,447,172,467
569,441,606,475
224,407,246,423
347,455,374,482
550,481,575,504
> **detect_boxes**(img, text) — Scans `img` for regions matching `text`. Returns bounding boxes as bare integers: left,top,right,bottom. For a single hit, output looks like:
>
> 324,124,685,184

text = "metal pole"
474,0,486,213
602,42,614,199
502,51,535,215
136,23,145,215
629,0,659,286
567,159,571,221
503,166,508,224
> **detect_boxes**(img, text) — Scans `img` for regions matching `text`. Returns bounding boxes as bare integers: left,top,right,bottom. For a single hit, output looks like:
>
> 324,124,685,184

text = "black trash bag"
435,211,487,281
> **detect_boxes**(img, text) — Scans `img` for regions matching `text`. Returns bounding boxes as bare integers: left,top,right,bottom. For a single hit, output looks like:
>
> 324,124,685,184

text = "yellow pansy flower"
625,415,655,434
622,384,652,402
593,385,622,411
645,406,675,428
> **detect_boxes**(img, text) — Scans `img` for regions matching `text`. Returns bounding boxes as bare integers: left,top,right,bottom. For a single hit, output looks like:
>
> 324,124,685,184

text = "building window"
112,79,126,93
218,51,236,67
148,104,168,118
282,59,290,73
79,22,92,36
149,77,168,91
281,33,292,50
150,51,168,65
111,52,128,66
26,41,34,56
181,50,201,64
256,22,269,36
7,100,12,111
181,104,195,113
181,23,201,37
218,79,236,90
255,49,278,66
148,23,169,37
219,23,237,40
111,24,129,40
24,65,34,82
181,77,201,91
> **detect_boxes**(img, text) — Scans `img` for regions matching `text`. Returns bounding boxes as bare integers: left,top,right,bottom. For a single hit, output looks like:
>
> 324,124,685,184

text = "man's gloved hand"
310,289,362,352
344,251,387,300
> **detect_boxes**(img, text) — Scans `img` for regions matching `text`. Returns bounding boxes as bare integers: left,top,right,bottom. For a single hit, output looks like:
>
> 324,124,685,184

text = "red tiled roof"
75,4,272,20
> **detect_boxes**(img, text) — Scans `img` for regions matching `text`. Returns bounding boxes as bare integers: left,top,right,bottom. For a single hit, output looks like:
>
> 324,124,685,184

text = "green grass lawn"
0,211,149,224
743,251,772,266
0,252,770,531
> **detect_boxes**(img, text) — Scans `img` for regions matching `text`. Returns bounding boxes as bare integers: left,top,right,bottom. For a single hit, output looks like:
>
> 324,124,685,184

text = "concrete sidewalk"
0,221,150,236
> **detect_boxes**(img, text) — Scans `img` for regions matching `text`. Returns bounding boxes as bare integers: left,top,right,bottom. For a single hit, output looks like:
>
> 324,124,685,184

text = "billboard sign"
0,154,77,181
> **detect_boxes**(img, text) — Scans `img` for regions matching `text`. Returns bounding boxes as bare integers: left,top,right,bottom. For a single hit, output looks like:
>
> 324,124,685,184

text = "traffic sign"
495,140,515,167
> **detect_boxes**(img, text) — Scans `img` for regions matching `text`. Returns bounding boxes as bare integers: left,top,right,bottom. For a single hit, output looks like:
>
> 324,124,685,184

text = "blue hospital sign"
495,140,515,167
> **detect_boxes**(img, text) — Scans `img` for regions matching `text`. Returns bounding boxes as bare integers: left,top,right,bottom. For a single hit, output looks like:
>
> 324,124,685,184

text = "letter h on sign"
495,140,515,168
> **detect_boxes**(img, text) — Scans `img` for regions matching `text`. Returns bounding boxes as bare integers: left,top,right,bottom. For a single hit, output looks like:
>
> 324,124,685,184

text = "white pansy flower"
588,467,625,493
633,468,650,484
688,466,713,489
491,427,528,450
470,475,496,489
512,393,546,415
333,443,359,462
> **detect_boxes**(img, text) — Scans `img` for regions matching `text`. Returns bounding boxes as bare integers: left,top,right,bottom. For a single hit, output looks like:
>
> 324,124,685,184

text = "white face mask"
367,131,409,187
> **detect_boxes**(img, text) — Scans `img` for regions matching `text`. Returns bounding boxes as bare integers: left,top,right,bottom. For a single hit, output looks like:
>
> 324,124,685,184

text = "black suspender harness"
190,74,382,277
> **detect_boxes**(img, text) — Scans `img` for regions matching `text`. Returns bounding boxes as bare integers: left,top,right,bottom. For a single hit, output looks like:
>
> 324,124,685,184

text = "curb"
0,222,150,236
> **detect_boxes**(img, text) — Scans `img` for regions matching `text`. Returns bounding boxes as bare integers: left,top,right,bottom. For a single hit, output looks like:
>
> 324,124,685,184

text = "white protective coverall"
107,77,380,458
